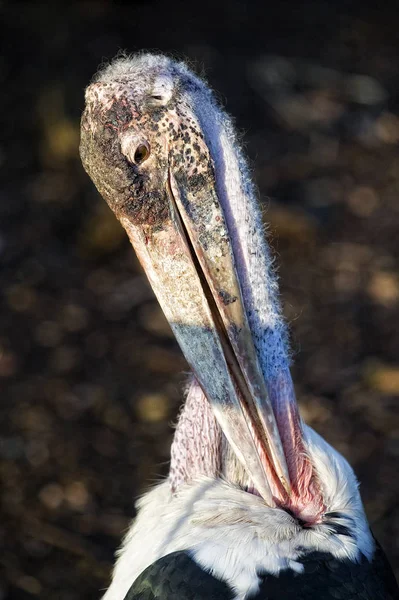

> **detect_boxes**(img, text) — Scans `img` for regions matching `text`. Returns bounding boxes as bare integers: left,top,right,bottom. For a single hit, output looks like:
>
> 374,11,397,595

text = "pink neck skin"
268,369,325,523
169,378,222,492
170,373,325,524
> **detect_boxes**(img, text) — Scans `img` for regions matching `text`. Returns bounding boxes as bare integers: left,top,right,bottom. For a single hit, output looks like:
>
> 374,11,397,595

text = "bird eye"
151,95,163,101
134,143,150,165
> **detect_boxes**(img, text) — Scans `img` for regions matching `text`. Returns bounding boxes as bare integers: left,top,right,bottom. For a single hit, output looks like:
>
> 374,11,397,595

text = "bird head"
81,54,363,528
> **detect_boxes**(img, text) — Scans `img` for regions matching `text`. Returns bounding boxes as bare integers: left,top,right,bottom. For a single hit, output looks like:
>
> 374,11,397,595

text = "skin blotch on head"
80,56,216,234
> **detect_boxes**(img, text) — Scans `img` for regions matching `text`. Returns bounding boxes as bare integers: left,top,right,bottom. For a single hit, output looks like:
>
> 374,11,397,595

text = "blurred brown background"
1,1,399,598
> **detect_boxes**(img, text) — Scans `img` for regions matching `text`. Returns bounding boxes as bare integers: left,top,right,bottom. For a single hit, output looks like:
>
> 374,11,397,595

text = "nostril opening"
134,143,150,165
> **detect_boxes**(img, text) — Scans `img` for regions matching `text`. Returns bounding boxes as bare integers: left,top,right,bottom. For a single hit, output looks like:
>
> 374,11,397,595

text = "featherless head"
82,53,366,527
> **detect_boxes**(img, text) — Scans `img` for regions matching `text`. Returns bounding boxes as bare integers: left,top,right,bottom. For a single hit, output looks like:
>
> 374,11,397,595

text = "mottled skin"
81,56,295,509
80,75,217,232
81,73,241,319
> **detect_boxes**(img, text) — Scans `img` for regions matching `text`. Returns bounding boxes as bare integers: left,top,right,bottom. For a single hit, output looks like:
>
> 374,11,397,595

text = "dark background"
1,1,399,598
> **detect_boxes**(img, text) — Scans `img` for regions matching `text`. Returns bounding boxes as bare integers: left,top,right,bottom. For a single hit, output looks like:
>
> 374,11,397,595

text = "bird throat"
170,377,326,525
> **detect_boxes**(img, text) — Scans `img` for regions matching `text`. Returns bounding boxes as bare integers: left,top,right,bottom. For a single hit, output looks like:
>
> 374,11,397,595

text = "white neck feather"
103,427,373,600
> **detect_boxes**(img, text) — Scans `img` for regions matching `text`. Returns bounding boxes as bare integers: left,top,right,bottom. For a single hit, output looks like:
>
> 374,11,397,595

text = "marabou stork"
80,54,398,600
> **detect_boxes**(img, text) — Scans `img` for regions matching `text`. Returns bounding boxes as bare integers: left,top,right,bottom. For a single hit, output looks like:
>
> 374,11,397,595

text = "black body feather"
124,544,398,600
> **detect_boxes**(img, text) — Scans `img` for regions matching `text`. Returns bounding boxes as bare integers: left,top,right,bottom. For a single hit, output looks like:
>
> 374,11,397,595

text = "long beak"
119,166,291,505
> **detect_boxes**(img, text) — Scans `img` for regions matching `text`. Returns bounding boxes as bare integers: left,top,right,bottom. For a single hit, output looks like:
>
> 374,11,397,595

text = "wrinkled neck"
169,378,260,494
170,375,324,522
169,378,221,492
